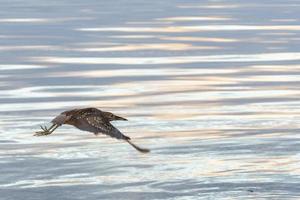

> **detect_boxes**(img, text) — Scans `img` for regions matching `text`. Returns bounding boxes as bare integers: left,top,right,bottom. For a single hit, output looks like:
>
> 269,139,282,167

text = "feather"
72,108,130,140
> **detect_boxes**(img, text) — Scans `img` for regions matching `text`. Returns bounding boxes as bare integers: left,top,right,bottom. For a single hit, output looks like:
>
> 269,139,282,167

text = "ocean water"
0,0,300,199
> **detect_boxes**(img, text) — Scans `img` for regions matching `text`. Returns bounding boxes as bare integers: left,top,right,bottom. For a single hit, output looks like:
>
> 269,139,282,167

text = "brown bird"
34,107,150,153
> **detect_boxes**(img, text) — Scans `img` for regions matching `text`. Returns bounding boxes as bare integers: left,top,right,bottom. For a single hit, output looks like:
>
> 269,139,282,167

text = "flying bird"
34,107,150,153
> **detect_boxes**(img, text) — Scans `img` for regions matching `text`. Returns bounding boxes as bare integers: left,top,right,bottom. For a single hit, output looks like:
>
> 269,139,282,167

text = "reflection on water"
1,0,300,199
77,25,300,32
31,52,300,64
155,16,233,21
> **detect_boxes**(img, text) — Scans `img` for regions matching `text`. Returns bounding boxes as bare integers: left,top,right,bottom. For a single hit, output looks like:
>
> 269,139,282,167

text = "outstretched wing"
72,108,127,121
70,107,150,153
72,108,130,140
86,115,130,140
72,107,102,119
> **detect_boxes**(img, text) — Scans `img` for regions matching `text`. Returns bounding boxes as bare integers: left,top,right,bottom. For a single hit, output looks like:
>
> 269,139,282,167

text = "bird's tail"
125,139,150,153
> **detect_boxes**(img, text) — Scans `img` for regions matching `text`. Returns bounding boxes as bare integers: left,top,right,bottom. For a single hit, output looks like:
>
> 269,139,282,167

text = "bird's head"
51,109,77,125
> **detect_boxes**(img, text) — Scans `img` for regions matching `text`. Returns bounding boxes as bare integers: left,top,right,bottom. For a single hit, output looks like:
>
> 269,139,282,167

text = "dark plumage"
35,107,150,153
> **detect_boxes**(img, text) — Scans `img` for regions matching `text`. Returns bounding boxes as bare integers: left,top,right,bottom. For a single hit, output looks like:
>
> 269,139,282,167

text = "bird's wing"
73,108,127,121
75,113,130,140
73,107,101,118
71,108,150,153
82,115,150,153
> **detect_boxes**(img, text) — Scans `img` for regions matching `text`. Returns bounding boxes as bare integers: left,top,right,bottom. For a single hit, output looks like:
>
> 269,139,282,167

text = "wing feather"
72,108,130,140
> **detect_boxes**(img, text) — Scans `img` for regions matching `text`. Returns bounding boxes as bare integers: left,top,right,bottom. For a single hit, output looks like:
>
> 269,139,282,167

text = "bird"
34,107,150,153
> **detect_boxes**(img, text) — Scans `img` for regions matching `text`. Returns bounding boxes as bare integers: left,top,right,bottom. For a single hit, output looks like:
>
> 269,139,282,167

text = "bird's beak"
115,116,128,121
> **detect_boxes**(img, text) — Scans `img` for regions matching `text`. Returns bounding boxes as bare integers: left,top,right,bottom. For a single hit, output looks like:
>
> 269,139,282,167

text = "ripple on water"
1,0,300,199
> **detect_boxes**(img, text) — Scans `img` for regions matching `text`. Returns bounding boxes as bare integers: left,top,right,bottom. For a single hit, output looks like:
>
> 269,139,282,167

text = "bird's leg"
34,124,59,136
48,124,59,134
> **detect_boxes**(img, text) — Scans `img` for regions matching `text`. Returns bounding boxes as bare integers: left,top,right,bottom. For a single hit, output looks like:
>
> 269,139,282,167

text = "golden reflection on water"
78,43,219,52
271,19,298,22
30,52,300,65
48,68,236,78
77,25,300,32
155,16,233,21
159,36,238,42
0,17,93,23
177,4,241,9
109,35,156,39
0,18,49,23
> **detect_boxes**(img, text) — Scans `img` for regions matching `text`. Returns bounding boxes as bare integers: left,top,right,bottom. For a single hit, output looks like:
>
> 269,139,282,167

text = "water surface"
1,0,300,199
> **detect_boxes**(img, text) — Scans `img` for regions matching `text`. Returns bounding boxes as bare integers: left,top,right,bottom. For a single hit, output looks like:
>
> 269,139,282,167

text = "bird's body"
35,107,150,153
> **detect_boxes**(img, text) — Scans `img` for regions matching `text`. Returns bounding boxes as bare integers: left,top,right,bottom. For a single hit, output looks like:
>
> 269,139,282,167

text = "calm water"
1,0,300,199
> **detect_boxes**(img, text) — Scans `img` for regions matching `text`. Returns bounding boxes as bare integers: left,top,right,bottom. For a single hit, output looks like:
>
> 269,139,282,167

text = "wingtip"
126,139,150,153
140,148,151,153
